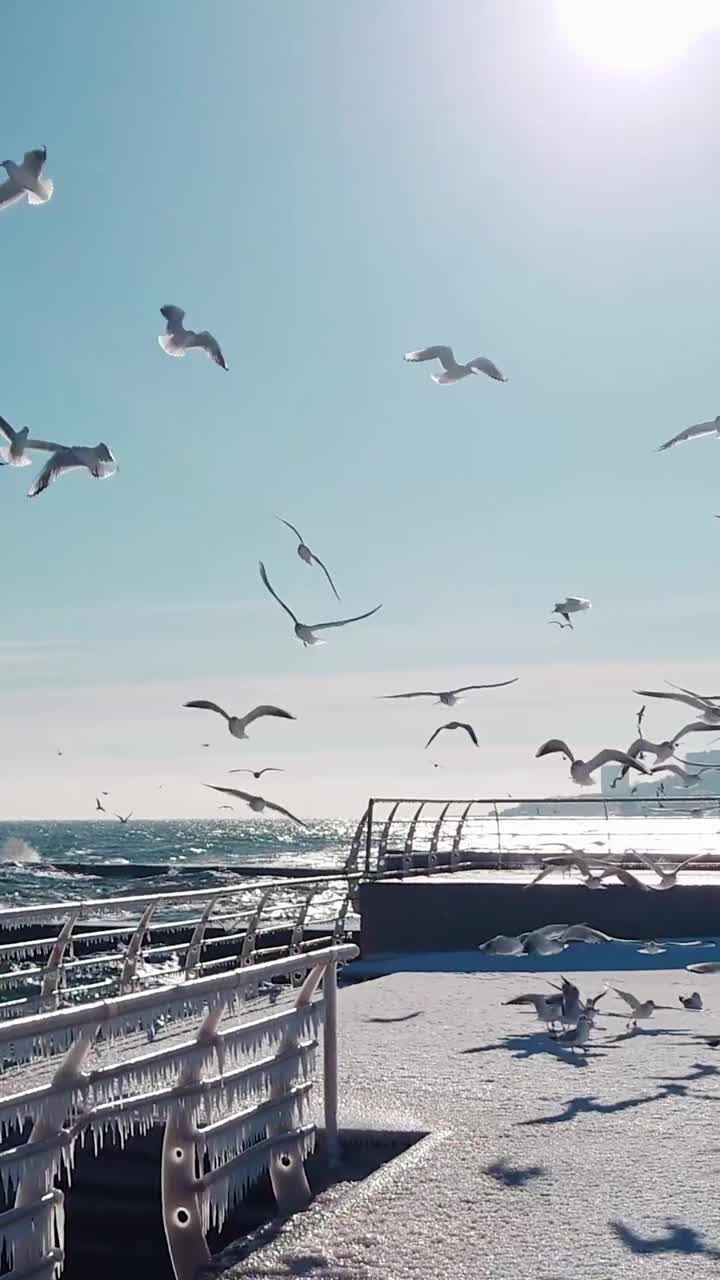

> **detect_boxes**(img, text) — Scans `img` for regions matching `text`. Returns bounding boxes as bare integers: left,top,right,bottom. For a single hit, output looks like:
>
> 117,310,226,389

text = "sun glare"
556,0,720,71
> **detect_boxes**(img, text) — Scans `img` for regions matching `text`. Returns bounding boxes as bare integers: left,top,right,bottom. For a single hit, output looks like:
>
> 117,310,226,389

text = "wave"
0,836,41,864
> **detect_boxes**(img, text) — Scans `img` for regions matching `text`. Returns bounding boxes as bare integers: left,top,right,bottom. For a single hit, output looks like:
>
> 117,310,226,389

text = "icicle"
0,1188,59,1270
0,1131,74,1197
199,1085,311,1170
200,1125,316,1235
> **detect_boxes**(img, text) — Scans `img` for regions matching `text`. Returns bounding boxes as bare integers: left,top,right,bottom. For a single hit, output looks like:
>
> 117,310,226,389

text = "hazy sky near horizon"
2,1,720,818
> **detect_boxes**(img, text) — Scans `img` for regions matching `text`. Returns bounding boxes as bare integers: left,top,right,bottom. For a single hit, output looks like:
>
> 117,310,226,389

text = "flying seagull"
548,619,573,630
204,784,307,828
381,679,518,707
115,812,133,825
183,701,295,740
657,416,720,451
275,517,340,601
0,147,53,211
650,762,716,788
228,767,285,779
27,444,117,498
95,797,106,813
634,686,720,722
404,345,507,384
636,851,707,888
259,561,380,646
158,305,228,370
552,596,591,625
425,722,478,749
611,987,667,1029
0,414,64,467
535,739,649,787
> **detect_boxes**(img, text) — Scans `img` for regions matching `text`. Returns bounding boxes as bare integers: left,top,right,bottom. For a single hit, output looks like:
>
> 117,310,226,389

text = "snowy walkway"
212,969,720,1280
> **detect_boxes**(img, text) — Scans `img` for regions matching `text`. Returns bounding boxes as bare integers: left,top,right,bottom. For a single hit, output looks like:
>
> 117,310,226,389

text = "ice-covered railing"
360,795,720,875
0,942,356,1280
0,871,360,1020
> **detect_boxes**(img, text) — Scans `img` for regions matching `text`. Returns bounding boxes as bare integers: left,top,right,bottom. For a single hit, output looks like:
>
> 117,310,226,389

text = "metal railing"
358,795,720,876
0,941,357,1280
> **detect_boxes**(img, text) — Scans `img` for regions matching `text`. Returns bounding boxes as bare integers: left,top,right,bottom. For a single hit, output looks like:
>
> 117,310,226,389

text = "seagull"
525,852,614,889
259,561,381,646
425,722,478,749
0,414,65,468
275,517,340,601
404,345,507,384
552,597,591,625
503,991,564,1028
27,444,117,498
636,704,646,735
670,720,720,742
158,305,228,370
381,679,518,707
650,762,716,788
680,992,703,1010
535,739,649,787
115,812,133,825
549,1012,594,1054
228,767,285,780
657,416,720,451
0,147,53,211
183,701,295,740
611,988,666,1029
599,866,652,891
635,850,707,888
95,797,106,813
204,784,307,828
548,619,573,630
634,686,720,723
688,962,720,974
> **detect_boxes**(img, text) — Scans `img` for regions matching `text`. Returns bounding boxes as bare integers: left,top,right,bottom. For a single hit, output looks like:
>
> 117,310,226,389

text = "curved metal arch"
40,910,81,1012
402,802,427,873
240,888,274,966
184,896,218,978
344,806,368,875
451,801,476,868
428,802,451,871
376,801,401,874
118,904,157,994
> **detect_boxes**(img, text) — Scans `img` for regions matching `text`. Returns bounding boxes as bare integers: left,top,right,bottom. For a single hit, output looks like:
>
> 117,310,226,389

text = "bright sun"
556,0,720,71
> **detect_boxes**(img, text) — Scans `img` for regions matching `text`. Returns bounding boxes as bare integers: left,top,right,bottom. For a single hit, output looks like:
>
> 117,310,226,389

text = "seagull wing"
584,749,650,774
191,330,228,370
242,705,295,726
452,679,519,693
635,851,663,875
309,604,382,631
25,438,68,452
0,179,25,210
204,784,255,803
676,853,708,872
0,414,17,444
264,798,308,828
22,148,46,178
458,723,479,746
467,356,507,382
160,305,186,332
424,726,445,749
275,515,305,542
259,562,299,625
672,721,720,742
526,866,554,888
634,689,711,713
601,866,649,891
310,551,341,602
404,345,455,370
27,449,82,497
258,767,284,775
666,681,720,703
535,739,574,762
657,419,720,451
183,700,230,721
612,987,642,1011
381,691,438,700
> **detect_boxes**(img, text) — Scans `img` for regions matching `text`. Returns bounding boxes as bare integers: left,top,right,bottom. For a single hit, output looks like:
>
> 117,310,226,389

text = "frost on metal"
200,1124,318,1234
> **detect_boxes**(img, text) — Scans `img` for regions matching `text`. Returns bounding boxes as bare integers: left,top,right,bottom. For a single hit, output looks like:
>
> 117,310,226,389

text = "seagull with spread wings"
0,147,53,211
657,416,720,451
259,561,380,646
404,345,507,384
205,784,307,828
0,413,65,468
275,516,340,600
28,444,117,498
158,305,228,370
535,739,650,786
635,850,707,889
184,700,295,740
425,722,478,749
381,678,518,707
229,767,285,779
634,685,720,722
552,596,591,625
650,762,717,789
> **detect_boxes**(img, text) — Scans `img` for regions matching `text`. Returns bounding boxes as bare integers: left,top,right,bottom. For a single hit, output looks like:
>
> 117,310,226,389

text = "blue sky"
2,1,720,817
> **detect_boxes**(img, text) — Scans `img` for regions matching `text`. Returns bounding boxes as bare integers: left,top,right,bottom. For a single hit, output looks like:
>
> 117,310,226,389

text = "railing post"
364,799,374,875
322,960,339,1167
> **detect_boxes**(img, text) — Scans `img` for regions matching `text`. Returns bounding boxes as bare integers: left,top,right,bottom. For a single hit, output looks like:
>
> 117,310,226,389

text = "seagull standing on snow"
183,700,295,740
0,147,53,211
158,306,228,370
381,679,518,707
404,345,507,384
657,416,720,451
28,444,117,497
425,722,478,749
204,784,307,828
535,739,649,786
680,992,703,1010
275,517,340,600
552,597,591,626
259,561,380,646
611,988,666,1030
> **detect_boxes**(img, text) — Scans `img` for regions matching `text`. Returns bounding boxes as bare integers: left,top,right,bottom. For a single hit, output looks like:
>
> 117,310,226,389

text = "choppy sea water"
0,819,355,909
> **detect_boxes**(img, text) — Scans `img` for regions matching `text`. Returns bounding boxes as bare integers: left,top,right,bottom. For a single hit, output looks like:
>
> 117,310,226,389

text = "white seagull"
183,701,295,740
552,596,591,626
204,784,307,828
381,678,518,707
275,517,340,601
611,987,667,1029
549,1012,594,1053
635,851,707,888
679,992,703,1010
27,444,117,498
535,739,649,786
634,685,720,723
425,722,478,749
657,416,720,451
0,147,53,211
650,762,716,788
158,305,228,370
0,413,64,467
259,561,381,646
504,991,564,1028
404,345,507,384
228,767,285,779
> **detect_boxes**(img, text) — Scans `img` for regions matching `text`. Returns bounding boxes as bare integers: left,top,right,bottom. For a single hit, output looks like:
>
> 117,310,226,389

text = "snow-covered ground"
211,969,720,1279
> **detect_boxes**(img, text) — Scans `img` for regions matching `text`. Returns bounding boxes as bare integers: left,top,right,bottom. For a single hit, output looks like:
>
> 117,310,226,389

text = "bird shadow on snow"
516,1077,716,1127
484,1158,546,1188
611,1219,720,1260
460,1031,608,1068
363,1011,424,1024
